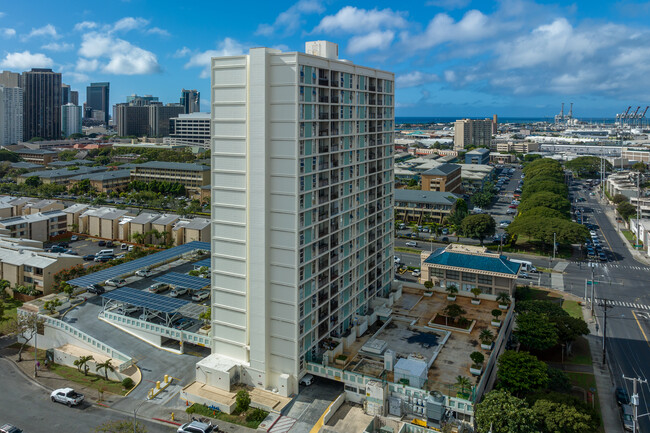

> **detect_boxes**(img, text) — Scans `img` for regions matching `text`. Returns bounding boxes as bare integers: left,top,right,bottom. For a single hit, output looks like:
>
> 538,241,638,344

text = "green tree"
515,312,559,351
496,292,511,305
445,198,468,227
517,192,571,216
95,358,115,381
546,366,571,393
0,150,20,162
521,180,568,201
73,355,94,376
455,375,471,396
564,156,611,178
611,194,629,205
24,176,42,188
631,162,646,172
475,390,538,433
443,303,465,323
6,313,44,361
532,399,595,433
479,328,494,346
461,214,496,246
199,307,211,326
235,389,251,413
407,178,418,188
445,283,458,297
497,350,549,395
617,201,636,221
423,280,433,290
470,351,484,369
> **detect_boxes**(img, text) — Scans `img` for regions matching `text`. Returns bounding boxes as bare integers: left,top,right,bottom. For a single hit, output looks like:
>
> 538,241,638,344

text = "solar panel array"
68,241,210,287
101,286,189,313
193,258,211,269
153,272,210,290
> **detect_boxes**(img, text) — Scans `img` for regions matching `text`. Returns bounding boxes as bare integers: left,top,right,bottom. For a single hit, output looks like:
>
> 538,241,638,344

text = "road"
0,357,172,433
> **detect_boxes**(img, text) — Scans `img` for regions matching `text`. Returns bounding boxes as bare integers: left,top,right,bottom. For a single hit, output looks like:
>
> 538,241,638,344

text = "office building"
70,90,79,106
22,68,62,141
180,89,200,114
207,40,395,396
169,112,210,147
86,82,110,124
0,85,23,146
114,104,149,137
61,84,71,105
453,118,493,150
61,103,82,137
0,71,20,88
126,94,159,106
420,163,462,193
149,104,184,137
465,148,490,165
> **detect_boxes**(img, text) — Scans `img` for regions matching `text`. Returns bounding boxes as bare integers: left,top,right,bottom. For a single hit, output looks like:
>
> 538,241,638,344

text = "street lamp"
134,399,147,433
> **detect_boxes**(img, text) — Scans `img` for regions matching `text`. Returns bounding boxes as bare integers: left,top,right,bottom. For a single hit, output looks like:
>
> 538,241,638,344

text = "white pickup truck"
50,388,84,407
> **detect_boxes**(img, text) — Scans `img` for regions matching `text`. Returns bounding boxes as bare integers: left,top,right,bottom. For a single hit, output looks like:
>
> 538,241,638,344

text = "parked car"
170,287,188,297
64,250,78,255
172,318,194,330
299,374,314,386
50,388,84,407
394,256,401,264
94,255,112,262
106,241,114,247
519,272,530,279
616,387,630,405
192,290,210,302
139,310,158,321
0,424,22,433
83,254,96,261
405,241,418,247
506,209,517,215
135,269,152,277
128,245,135,252
118,304,139,315
177,421,215,433
87,284,105,295
147,282,169,293
121,243,129,250
441,228,449,235
58,242,69,248
621,404,634,432
70,235,78,242
412,270,421,278
105,278,126,287
98,240,106,246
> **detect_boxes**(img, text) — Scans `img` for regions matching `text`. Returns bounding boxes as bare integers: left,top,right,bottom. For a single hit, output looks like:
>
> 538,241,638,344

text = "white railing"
100,310,211,347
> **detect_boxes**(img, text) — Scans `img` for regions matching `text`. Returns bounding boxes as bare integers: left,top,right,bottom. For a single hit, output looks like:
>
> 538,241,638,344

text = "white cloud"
444,70,457,82
23,24,60,41
146,27,170,37
65,72,89,83
400,9,495,50
0,51,53,69
185,38,245,78
314,7,408,34
111,17,149,33
74,21,97,32
173,47,191,58
41,42,74,52
76,57,99,72
2,28,15,38
0,12,5,18
256,0,324,36
78,32,161,75
348,31,395,54
396,71,440,88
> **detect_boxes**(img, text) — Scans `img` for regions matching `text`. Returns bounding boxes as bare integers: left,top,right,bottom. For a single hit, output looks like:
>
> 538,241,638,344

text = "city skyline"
1,0,649,118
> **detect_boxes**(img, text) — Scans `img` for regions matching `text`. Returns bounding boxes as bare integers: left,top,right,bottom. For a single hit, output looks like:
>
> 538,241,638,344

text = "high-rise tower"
209,41,394,396
86,82,110,124
22,68,62,140
180,89,200,114
0,85,23,146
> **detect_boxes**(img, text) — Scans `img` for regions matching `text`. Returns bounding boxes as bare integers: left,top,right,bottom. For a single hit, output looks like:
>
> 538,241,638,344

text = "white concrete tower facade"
61,103,82,137
210,41,394,395
0,85,23,146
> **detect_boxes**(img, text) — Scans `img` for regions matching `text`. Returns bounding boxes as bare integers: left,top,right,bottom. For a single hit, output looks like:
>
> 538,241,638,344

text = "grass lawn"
562,300,584,319
0,298,23,335
515,286,562,302
187,403,268,429
621,230,640,247
47,363,129,396
537,337,592,366
395,247,422,254
566,371,604,433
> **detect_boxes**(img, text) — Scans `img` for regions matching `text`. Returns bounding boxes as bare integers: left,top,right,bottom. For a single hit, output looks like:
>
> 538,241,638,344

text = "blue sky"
2,0,650,118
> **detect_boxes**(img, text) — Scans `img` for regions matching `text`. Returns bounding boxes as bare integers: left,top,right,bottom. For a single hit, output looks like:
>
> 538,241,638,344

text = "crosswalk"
570,262,650,272
594,298,650,310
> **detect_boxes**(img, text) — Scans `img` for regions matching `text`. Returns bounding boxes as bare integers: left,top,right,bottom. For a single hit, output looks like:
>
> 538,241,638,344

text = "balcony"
319,112,329,120
331,96,339,103
319,176,329,187
319,129,329,137
330,112,339,119
369,85,376,91
319,96,329,103
319,78,329,86
318,274,330,289
318,162,329,171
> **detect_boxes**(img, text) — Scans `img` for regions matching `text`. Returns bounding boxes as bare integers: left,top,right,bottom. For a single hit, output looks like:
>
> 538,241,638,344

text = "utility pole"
597,298,614,365
636,169,641,250
33,319,38,378
622,375,649,433
553,232,556,260
590,263,596,315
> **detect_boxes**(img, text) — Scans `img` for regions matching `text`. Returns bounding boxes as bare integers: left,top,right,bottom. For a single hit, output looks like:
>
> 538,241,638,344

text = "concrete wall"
53,347,127,382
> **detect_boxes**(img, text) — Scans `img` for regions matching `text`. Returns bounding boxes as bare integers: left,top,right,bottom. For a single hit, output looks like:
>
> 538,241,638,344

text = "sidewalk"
583,306,624,433
598,197,650,266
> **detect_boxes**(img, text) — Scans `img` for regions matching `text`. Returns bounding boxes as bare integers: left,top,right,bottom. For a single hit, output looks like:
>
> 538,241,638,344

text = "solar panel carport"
153,272,209,291
68,241,210,287
192,258,211,269
101,286,189,326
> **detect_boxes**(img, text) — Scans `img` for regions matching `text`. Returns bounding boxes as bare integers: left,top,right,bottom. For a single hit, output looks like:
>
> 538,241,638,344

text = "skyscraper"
453,118,493,150
70,90,79,106
22,68,62,141
209,41,394,396
0,71,21,88
0,85,23,146
61,83,71,105
86,82,110,124
180,89,200,114
148,104,185,136
61,103,82,137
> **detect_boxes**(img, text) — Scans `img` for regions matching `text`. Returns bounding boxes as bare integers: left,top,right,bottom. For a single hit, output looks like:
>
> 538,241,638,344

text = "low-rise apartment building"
460,164,494,194
0,246,82,295
126,212,160,244
420,244,521,296
69,169,132,193
62,203,90,232
495,141,540,153
0,210,68,242
421,163,462,193
17,166,107,185
605,172,637,199
465,148,490,165
395,189,461,224
15,149,58,166
130,161,210,196
172,217,210,245
22,199,65,215
151,214,179,244
79,207,130,239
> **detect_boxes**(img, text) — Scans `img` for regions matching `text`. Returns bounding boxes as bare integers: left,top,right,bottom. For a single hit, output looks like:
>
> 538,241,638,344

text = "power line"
622,375,649,433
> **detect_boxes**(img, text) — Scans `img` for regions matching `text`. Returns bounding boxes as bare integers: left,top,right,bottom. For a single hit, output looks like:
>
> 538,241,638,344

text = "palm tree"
443,303,466,326
496,292,511,306
95,358,115,381
132,232,144,245
479,329,494,346
455,375,471,396
73,355,94,376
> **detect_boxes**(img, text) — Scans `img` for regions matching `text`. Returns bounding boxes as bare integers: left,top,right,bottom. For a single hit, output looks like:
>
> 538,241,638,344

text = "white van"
97,249,114,256
299,374,314,386
510,259,537,273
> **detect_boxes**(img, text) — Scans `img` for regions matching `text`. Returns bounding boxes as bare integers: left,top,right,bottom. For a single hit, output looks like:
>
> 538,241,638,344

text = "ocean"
395,116,618,125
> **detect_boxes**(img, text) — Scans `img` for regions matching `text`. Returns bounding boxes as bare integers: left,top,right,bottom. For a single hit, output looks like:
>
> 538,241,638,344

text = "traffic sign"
586,281,599,285
634,244,643,248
